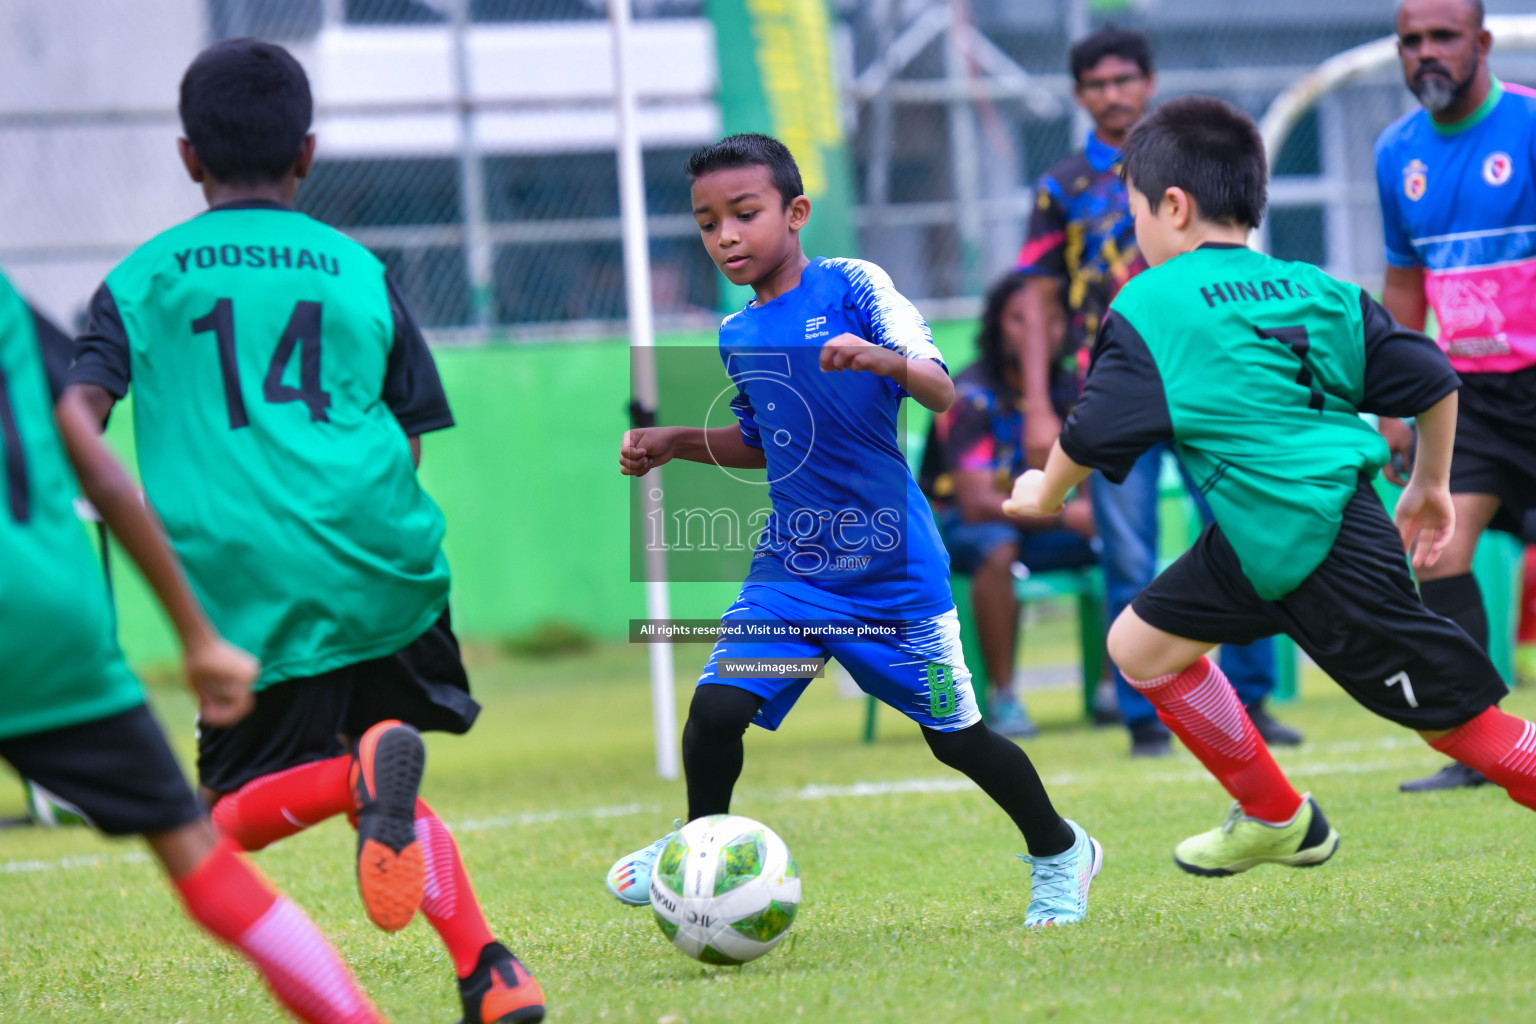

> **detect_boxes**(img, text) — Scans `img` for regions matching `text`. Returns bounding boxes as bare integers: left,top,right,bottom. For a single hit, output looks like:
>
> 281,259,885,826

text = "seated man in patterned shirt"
926,273,1098,737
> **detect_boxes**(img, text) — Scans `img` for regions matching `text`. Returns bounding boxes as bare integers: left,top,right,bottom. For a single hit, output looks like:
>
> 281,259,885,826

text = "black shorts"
1449,368,1536,540
0,704,203,836
1132,477,1508,731
197,610,479,794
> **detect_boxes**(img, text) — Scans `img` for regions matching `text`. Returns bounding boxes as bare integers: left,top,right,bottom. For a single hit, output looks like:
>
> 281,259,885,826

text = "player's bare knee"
1106,608,1145,676
146,817,220,878
1108,608,1208,682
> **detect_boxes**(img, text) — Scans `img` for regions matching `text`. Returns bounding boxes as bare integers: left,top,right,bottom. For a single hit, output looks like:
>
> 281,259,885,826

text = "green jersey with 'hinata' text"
70,202,455,685
1060,244,1459,599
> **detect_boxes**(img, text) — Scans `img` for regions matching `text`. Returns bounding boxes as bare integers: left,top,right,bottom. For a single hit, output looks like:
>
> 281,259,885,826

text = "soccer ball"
649,814,800,965
23,780,85,827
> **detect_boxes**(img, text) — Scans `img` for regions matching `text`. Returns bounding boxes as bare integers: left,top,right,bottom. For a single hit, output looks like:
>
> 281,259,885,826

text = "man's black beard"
1411,65,1476,114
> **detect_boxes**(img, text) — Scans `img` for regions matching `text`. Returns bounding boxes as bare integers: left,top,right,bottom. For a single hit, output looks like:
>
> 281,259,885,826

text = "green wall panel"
100,320,979,669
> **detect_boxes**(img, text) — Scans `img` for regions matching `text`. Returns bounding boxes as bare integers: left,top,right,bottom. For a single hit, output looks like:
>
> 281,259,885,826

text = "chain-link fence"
5,0,1536,340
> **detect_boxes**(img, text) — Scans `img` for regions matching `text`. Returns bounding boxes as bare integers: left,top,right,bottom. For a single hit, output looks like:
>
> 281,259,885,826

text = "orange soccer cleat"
350,719,427,931
457,942,546,1023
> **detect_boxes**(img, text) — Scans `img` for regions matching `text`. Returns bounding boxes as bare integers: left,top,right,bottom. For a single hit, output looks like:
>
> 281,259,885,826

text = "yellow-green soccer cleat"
1173,795,1339,877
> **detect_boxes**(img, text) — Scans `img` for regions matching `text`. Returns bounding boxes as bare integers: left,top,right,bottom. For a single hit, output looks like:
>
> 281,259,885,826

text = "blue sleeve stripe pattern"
823,258,945,368
1408,224,1536,272
730,390,764,449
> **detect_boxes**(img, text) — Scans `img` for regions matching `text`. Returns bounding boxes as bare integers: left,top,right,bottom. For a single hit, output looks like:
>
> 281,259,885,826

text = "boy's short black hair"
1070,25,1153,82
685,133,804,207
1120,95,1268,229
179,38,312,185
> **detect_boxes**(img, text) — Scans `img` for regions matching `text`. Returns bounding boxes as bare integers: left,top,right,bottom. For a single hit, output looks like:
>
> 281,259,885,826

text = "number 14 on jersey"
192,298,332,430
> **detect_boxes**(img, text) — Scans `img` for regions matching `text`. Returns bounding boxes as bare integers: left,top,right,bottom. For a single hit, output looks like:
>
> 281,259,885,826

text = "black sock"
922,722,1075,857
1421,573,1489,651
681,684,763,821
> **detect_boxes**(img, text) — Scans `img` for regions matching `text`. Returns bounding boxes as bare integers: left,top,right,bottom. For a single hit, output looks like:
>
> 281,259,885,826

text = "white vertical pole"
945,0,983,295
451,0,495,328
610,0,679,780
1065,0,1091,143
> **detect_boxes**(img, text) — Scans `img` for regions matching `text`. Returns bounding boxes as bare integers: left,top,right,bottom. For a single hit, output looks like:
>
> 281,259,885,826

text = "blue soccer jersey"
1375,78,1536,375
717,257,953,620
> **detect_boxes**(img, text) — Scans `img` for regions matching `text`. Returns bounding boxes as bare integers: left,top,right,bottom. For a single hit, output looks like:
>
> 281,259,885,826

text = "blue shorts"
698,585,980,732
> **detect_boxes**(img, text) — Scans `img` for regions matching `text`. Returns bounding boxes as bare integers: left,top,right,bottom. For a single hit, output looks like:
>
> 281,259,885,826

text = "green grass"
3,639,1536,1023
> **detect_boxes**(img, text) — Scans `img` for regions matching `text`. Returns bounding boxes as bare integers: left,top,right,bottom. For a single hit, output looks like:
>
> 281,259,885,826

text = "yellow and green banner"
705,0,858,306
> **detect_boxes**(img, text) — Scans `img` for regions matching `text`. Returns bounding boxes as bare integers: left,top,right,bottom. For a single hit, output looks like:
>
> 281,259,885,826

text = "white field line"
781,757,1431,802
1,851,151,875
453,801,652,833
792,778,977,800
0,737,1440,877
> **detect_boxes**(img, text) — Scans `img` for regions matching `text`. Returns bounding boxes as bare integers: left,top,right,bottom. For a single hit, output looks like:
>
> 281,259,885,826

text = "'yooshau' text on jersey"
70,201,455,685
1060,244,1459,600
0,273,143,739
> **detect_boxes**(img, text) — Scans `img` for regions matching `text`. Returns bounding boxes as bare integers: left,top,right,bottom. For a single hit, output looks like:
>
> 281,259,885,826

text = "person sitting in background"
925,272,1098,738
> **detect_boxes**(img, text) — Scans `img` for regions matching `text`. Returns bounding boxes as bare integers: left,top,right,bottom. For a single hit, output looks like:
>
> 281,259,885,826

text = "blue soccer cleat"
1020,819,1103,928
604,823,680,906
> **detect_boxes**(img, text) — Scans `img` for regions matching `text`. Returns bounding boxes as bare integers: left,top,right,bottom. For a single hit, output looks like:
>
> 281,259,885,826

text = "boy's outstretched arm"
1353,290,1464,567
620,425,767,476
819,335,955,412
55,392,258,726
829,261,955,412
1394,390,1458,570
1003,309,1173,520
1003,442,1092,518
67,382,117,429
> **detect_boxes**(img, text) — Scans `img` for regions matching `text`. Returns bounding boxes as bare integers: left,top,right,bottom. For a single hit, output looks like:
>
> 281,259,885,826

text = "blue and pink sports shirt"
1375,77,1536,375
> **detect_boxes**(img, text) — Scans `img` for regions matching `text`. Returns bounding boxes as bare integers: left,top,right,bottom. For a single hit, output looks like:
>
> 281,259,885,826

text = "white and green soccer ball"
649,814,800,965
23,780,86,828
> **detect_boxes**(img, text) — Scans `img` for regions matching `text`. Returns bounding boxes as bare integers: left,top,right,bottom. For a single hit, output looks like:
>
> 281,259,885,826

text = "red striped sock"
1129,657,1304,824
174,839,384,1024
212,757,354,852
415,799,496,978
1431,706,1536,811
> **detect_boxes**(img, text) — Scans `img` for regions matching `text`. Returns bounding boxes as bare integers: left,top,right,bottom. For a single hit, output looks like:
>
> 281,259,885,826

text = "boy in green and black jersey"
1007,95,1536,876
0,273,394,1023
65,38,543,1024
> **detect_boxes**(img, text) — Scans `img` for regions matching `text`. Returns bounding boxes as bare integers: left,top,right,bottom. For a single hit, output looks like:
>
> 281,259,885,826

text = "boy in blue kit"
605,134,1102,928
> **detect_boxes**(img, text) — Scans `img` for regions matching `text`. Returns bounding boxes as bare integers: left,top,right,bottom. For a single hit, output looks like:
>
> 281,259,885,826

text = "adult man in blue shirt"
1376,0,1536,791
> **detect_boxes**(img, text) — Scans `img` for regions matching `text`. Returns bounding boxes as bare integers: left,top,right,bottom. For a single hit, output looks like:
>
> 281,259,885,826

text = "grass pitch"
2,638,1535,1024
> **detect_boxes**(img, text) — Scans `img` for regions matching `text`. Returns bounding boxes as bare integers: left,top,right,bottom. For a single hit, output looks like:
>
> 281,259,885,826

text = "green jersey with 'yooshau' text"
70,201,456,685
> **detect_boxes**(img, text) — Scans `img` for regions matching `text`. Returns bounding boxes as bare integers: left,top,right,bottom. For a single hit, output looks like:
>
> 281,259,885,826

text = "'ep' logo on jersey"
1484,151,1513,187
